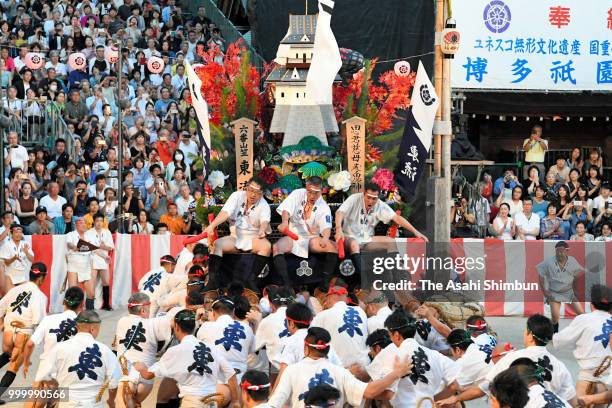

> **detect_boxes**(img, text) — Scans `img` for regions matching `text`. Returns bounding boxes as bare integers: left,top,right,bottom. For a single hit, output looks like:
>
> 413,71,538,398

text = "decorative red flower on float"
257,166,279,186
372,168,396,191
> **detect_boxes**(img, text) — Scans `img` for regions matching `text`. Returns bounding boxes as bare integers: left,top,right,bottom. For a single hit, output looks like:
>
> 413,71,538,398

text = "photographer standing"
522,125,548,178
146,177,170,226
450,196,475,238
3,131,29,172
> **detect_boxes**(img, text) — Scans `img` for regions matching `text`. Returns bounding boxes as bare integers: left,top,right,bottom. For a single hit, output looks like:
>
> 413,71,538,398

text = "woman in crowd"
567,168,581,200
492,202,515,240
540,203,564,240
585,165,601,199
567,147,584,172
15,181,37,226
132,209,154,234
165,150,190,184
570,220,594,241
100,187,118,224
496,185,523,218
583,148,603,176
523,165,541,197
575,185,593,217
29,159,49,199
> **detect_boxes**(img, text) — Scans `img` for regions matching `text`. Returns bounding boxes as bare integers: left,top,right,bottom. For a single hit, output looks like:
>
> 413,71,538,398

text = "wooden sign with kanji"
231,118,257,191
342,116,367,193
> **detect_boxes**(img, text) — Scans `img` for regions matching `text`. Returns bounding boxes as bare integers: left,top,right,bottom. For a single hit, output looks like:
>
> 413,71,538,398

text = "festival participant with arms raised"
0,224,34,290
335,182,427,279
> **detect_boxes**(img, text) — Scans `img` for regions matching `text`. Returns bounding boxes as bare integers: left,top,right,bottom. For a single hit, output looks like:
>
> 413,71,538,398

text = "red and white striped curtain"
26,235,612,317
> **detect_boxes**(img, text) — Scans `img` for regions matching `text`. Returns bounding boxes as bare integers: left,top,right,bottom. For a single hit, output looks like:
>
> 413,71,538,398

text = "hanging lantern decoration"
147,56,165,74
104,46,119,64
441,18,460,57
68,52,87,71
394,61,411,77
25,52,45,70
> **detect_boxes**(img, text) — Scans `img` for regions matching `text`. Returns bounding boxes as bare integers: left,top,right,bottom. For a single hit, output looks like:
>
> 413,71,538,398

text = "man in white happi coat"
35,310,121,408
366,309,459,408
0,262,48,402
23,286,84,384
335,182,428,278
84,213,115,310
310,284,369,369
446,328,494,389
360,290,393,335
489,362,571,408
138,254,177,317
205,177,272,291
438,314,577,407
241,370,271,408
133,309,242,408
552,284,612,400
197,297,255,382
273,176,338,289
252,286,294,381
0,223,34,290
267,326,413,408
114,292,172,404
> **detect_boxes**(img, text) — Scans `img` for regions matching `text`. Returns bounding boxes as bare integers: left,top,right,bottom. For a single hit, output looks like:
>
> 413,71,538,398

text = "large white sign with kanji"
452,0,612,91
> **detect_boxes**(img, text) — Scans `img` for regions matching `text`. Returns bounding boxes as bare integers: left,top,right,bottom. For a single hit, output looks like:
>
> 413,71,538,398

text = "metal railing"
1,98,72,151
192,0,267,74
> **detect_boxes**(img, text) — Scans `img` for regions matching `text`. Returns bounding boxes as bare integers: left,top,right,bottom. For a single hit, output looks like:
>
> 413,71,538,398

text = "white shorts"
291,235,318,258
90,253,109,270
5,267,27,285
68,256,92,282
235,231,258,252
3,316,34,335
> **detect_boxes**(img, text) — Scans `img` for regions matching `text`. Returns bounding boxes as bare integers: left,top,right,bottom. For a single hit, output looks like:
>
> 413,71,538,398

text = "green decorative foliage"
298,162,328,179
277,174,303,192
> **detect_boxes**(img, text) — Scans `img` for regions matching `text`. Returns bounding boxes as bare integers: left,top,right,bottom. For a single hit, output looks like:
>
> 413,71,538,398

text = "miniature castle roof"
266,67,310,82
266,66,342,83
280,14,318,44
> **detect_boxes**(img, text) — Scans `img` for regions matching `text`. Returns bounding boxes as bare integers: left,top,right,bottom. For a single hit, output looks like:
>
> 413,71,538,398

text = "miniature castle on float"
266,13,341,147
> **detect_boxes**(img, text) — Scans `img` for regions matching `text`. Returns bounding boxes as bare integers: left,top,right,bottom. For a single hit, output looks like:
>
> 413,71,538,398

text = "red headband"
305,340,330,350
466,321,487,330
31,268,46,275
286,316,312,326
241,381,270,392
194,255,209,262
327,287,348,297
128,301,151,308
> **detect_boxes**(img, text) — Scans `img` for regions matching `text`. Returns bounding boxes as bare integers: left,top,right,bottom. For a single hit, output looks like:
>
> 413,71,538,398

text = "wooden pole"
433,0,444,177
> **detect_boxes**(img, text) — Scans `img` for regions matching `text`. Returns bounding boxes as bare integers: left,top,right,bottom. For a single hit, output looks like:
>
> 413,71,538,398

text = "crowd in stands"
0,0,225,236
451,126,610,241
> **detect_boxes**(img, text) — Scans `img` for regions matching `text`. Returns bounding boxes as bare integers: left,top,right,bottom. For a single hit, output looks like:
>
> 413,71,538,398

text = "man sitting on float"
272,176,338,290
334,181,428,279
205,177,272,292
